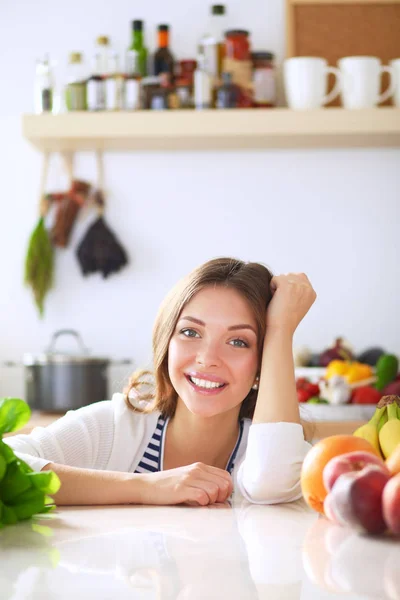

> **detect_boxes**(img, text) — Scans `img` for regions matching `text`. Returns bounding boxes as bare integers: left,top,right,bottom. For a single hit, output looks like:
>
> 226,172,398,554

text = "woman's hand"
266,272,317,337
138,463,233,507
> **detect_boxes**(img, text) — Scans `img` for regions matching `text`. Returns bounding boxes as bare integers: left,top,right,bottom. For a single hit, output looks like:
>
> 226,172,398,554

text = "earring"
252,377,259,391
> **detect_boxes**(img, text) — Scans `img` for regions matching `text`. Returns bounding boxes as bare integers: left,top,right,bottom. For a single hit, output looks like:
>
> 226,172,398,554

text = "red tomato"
297,388,312,403
351,386,382,404
305,383,320,397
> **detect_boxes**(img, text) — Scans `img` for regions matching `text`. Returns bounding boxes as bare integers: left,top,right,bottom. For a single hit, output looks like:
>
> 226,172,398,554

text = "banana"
379,398,400,459
353,405,386,458
377,407,388,433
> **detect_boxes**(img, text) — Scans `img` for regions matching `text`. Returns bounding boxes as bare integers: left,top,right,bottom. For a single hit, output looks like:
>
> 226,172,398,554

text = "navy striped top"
134,415,244,474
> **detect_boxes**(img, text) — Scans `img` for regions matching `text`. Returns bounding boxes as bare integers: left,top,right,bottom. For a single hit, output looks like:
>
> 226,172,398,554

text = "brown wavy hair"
123,256,314,440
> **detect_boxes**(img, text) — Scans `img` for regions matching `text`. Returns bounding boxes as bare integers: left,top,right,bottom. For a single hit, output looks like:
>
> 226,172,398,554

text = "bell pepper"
351,386,382,404
325,360,373,384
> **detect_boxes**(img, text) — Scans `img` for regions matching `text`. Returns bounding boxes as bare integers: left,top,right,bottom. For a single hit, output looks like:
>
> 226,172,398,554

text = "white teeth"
189,376,225,389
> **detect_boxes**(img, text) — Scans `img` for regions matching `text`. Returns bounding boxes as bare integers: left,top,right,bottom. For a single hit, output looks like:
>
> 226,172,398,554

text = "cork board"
286,0,400,105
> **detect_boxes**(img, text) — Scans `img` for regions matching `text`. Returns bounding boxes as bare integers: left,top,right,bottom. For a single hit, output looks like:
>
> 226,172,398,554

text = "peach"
323,450,388,493
329,464,390,535
382,472,400,536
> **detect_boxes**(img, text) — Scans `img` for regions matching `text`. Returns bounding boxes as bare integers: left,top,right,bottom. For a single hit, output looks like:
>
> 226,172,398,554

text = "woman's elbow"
239,468,303,504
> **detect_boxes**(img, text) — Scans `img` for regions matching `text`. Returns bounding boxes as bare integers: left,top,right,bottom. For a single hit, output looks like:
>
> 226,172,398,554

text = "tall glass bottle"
87,53,105,111
200,5,227,82
96,36,110,77
129,20,148,77
34,54,53,113
65,52,87,111
105,53,123,110
124,50,141,110
194,52,212,109
154,24,175,83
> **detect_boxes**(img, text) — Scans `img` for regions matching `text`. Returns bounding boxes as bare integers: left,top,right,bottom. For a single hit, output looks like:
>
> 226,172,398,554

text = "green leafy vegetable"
0,397,61,528
24,216,54,317
0,398,31,435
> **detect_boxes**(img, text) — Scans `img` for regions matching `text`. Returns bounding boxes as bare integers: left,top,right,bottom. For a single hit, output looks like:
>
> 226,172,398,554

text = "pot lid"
24,329,110,366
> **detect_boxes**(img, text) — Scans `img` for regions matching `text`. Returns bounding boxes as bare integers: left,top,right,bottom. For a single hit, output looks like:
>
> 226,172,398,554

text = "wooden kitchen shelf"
22,108,400,152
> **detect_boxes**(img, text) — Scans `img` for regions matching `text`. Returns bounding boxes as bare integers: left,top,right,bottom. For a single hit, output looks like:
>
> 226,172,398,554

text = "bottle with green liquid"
129,20,148,77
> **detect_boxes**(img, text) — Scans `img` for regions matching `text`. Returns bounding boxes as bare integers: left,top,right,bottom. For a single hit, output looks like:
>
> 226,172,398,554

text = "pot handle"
46,329,89,355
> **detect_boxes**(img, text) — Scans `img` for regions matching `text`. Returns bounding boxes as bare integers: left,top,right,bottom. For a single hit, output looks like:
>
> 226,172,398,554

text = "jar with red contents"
222,30,253,107
225,30,251,61
178,59,197,87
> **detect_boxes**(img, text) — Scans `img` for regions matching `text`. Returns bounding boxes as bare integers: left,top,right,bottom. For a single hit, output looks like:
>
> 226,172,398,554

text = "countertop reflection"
1,494,399,600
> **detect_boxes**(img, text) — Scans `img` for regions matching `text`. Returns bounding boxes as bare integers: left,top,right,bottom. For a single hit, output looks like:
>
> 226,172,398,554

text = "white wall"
1,0,399,399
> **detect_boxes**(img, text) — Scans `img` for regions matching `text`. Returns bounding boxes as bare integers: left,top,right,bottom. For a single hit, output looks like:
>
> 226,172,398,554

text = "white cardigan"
4,393,312,505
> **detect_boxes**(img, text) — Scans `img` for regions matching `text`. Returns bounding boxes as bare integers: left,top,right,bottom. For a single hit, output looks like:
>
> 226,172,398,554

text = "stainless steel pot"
22,330,131,412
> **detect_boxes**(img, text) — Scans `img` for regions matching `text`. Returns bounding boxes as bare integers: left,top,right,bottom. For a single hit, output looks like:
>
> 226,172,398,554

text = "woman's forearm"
41,463,146,506
253,328,300,425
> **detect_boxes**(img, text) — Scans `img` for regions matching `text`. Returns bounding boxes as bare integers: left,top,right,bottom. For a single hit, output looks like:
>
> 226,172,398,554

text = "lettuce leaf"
0,397,61,527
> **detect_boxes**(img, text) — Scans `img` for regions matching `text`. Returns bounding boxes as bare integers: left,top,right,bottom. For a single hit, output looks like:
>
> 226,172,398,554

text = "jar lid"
96,36,109,46
225,29,249,37
212,4,226,15
251,51,275,61
180,59,197,69
69,52,83,64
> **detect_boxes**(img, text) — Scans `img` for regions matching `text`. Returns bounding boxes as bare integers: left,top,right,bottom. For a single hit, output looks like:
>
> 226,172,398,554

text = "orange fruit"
301,434,381,515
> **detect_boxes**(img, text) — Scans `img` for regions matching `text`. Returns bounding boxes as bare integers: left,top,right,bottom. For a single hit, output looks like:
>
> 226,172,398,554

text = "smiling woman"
5,257,317,508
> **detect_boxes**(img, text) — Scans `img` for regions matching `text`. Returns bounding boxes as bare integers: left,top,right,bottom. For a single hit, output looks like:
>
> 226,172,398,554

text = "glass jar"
178,60,197,87
216,72,239,108
222,30,252,107
65,52,87,111
224,29,250,61
252,51,276,107
175,77,192,108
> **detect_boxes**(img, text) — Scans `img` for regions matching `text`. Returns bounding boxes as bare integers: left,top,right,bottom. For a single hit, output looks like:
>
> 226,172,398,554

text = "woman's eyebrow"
179,316,257,335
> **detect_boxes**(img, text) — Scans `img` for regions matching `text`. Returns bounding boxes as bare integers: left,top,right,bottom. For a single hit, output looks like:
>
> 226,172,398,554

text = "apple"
328,464,390,535
382,472,400,536
323,450,388,493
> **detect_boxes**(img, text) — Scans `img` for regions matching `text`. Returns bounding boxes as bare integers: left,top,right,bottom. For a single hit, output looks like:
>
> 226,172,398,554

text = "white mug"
283,57,342,110
389,58,400,107
338,56,395,109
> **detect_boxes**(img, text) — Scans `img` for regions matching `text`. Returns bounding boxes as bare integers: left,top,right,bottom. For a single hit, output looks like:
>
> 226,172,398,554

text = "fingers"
184,463,233,506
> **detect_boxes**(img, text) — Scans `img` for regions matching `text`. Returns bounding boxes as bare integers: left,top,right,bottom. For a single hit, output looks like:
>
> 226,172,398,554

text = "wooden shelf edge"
22,108,400,152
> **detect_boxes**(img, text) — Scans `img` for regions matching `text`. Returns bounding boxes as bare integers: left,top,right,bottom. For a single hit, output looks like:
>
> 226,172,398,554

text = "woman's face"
168,286,259,419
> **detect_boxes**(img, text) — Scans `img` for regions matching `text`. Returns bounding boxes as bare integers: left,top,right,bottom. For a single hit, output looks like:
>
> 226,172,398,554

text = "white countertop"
1,495,398,599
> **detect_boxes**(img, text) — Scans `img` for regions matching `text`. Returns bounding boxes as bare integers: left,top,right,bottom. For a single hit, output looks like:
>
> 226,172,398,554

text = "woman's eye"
180,328,199,338
230,339,249,348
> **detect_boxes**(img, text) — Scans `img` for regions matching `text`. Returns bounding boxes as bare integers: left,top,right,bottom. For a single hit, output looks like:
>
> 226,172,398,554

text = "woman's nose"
196,341,221,367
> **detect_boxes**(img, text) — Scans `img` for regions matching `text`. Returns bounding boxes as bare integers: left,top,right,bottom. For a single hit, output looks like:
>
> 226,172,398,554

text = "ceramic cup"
389,58,400,107
338,56,395,109
283,57,342,110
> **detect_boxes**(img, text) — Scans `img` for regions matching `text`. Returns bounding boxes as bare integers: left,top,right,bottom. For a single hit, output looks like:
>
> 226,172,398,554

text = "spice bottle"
105,53,124,110
65,52,87,111
154,24,175,83
216,72,239,108
34,54,53,113
87,53,106,111
129,20,148,77
194,52,212,109
124,50,141,110
252,51,276,107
